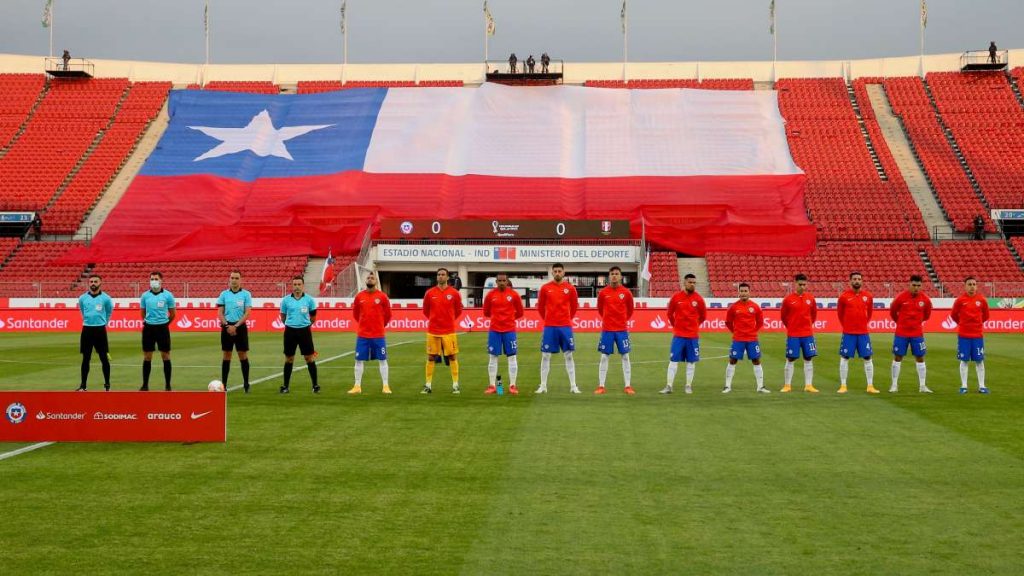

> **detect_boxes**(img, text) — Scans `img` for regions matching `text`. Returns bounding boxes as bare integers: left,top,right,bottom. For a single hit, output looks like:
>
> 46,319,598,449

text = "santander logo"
176,315,193,329
941,316,958,330
271,317,285,329
0,318,5,329
459,316,475,330
650,316,667,329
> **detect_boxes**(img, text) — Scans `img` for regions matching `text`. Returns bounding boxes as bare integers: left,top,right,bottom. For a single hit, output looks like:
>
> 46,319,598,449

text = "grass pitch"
0,331,1022,575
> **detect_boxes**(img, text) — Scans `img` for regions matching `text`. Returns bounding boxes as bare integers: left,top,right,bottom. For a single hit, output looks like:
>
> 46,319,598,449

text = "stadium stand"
776,77,929,241
646,251,680,297
79,257,310,298
0,241,87,296
0,73,46,149
883,76,997,233
705,242,937,297
0,238,20,264
202,81,280,94
925,71,1024,209
924,240,1024,295
297,80,464,93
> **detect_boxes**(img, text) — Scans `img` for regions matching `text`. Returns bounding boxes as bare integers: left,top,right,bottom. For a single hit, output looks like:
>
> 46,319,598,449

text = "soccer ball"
207,380,225,392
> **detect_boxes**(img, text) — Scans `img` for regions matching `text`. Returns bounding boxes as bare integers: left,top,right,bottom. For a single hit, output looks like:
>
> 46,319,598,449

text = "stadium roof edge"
1,49,1021,85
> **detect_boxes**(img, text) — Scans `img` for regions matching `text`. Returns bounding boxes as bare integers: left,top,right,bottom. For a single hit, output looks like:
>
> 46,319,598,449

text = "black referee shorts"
142,323,172,353
283,326,315,357
221,324,250,352
80,325,109,357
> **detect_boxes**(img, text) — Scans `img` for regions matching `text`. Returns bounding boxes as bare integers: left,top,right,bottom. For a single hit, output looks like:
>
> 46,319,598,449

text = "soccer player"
77,274,113,391
279,276,320,394
140,271,175,391
837,272,879,394
537,262,580,394
889,275,933,393
951,277,990,394
217,270,252,393
595,266,635,395
483,272,524,395
422,267,463,394
780,273,818,393
724,283,769,394
661,273,706,394
350,271,392,395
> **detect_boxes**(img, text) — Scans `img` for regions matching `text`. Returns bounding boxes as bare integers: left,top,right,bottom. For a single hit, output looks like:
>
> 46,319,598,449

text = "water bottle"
496,375,504,396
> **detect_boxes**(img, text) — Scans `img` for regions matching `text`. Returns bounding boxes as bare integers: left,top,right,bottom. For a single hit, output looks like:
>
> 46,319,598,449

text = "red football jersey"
597,285,634,332
667,290,706,338
483,287,524,333
837,289,874,335
726,300,763,342
951,293,989,338
352,289,392,338
781,292,817,337
537,281,578,327
422,285,463,335
889,291,932,338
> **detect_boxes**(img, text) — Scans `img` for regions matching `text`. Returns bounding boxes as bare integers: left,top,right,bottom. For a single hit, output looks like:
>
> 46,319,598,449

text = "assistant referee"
217,270,253,392
279,276,320,394
140,271,176,391
77,274,113,391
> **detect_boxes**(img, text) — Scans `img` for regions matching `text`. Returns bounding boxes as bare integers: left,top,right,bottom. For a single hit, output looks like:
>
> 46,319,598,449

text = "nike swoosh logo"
190,411,213,420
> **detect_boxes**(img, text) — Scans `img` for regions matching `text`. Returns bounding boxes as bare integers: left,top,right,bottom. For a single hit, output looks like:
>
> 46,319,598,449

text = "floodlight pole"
49,1,54,58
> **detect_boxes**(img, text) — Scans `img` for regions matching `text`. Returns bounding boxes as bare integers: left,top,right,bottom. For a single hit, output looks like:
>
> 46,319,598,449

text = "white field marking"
0,442,56,462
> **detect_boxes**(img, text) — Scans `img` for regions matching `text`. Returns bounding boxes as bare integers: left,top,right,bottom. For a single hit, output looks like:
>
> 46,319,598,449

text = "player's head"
908,275,923,295
608,266,622,287
738,282,750,300
88,274,102,293
551,263,565,282
436,267,449,287
229,270,242,291
291,275,304,295
849,271,863,290
683,273,696,293
365,271,377,290
149,271,162,291
964,276,977,295
793,273,808,294
495,272,508,289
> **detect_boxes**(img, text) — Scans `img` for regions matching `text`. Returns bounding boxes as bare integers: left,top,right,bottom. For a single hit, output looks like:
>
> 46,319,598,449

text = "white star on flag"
188,110,333,161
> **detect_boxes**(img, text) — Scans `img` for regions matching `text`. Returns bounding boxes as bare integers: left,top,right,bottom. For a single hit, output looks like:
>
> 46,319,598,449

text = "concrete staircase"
676,257,710,296
864,84,954,239
0,78,50,157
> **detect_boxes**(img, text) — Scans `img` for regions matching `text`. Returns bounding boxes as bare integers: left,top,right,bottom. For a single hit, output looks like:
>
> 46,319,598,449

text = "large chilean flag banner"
67,85,814,263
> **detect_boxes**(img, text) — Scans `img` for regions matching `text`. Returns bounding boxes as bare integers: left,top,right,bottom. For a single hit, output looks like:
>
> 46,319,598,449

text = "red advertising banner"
0,307,1022,334
1,392,226,443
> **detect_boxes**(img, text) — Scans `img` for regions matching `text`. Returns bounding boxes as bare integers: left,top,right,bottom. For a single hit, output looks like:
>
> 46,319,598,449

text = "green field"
1,331,1022,575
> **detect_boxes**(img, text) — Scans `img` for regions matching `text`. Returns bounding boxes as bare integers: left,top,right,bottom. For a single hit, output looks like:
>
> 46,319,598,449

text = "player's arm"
666,295,677,327
103,296,113,323
167,297,176,322
697,295,707,324
866,295,874,320
837,296,846,329
453,291,463,318
140,295,147,320
514,292,524,319
279,298,288,325
239,293,252,326
537,286,546,319
308,298,317,321
382,295,392,326
981,298,990,322
422,292,431,318
352,298,362,323
483,292,492,318
217,303,228,326
950,298,961,323
809,297,817,323
596,291,605,318
922,295,932,321
755,306,764,331
569,285,578,317
725,305,735,333
889,294,901,322
625,291,634,318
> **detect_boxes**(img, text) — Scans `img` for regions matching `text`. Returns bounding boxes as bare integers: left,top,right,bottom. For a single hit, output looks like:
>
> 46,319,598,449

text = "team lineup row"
74,265,994,396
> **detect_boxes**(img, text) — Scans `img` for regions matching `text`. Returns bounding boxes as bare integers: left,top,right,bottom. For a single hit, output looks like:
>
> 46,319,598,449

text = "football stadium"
1,1,1023,574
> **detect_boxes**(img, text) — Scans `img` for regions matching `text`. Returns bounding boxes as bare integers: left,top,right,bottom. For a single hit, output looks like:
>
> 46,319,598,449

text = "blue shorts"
730,341,761,361
839,334,873,359
598,331,631,355
670,336,700,363
541,326,575,353
355,337,387,361
957,337,985,362
785,336,818,360
892,336,926,358
487,331,518,356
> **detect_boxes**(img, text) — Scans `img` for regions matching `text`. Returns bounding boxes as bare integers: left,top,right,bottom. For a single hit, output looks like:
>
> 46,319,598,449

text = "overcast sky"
1,0,1020,65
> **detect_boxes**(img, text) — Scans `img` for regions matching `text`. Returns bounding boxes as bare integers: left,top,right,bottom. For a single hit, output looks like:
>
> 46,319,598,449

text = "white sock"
378,360,389,386
564,351,577,388
621,353,631,387
915,362,926,389
864,359,874,387
725,364,736,388
598,354,609,388
508,355,518,387
976,361,986,389
354,360,364,386
784,361,794,386
753,364,764,389
959,361,969,388
540,353,552,387
891,360,901,388
803,360,814,387
488,355,498,387
685,362,695,386
839,357,849,386
666,361,678,387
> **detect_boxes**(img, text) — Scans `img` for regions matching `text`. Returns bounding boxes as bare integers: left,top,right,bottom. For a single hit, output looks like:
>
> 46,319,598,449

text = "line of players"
76,264,992,395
